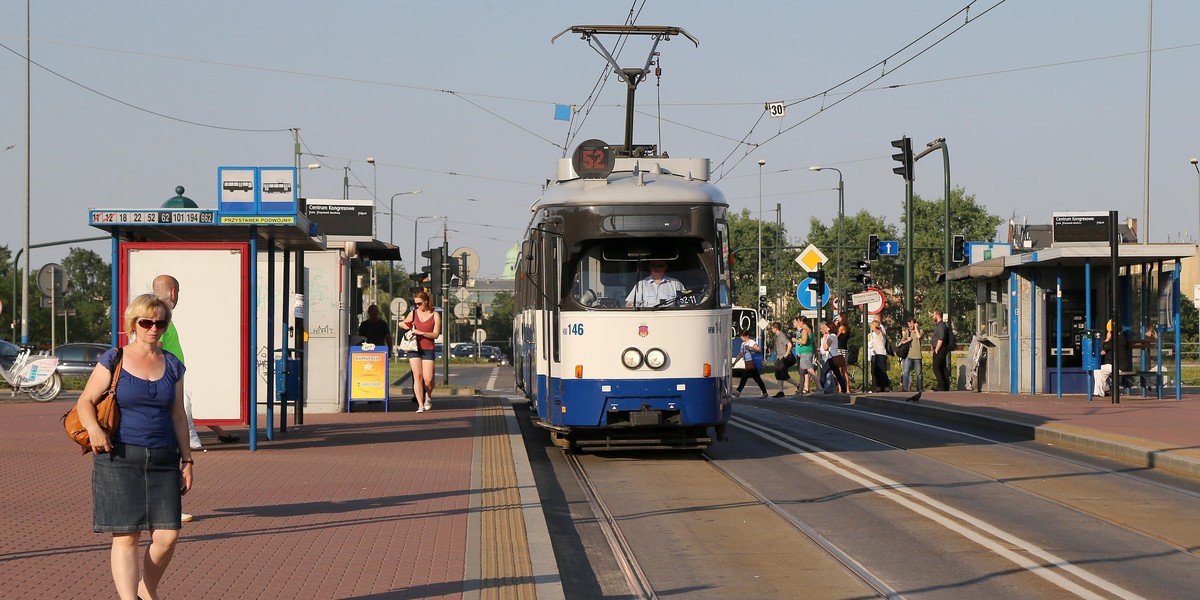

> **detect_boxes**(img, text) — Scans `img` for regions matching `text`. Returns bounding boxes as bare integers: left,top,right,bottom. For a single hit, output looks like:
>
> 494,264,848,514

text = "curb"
846,393,1200,481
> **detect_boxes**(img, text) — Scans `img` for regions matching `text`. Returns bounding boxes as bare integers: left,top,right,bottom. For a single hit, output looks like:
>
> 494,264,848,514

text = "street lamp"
757,159,765,317
388,191,424,269
809,166,843,297
367,157,376,201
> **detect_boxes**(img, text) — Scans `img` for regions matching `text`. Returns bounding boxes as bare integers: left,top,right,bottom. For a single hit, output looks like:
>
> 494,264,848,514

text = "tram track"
564,451,658,600
727,410,1158,599
755,400,1200,562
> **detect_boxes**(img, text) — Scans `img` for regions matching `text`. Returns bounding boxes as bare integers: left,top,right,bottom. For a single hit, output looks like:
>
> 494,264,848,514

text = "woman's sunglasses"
137,319,169,330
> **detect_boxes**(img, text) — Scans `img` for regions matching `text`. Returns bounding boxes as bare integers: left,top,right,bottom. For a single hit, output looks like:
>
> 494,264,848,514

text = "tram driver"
626,260,687,308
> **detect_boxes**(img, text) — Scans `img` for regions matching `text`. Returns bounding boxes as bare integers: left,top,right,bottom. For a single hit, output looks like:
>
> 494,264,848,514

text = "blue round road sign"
796,278,831,310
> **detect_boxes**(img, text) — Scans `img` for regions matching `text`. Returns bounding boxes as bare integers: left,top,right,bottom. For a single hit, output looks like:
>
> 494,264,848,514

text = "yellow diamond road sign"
795,244,828,273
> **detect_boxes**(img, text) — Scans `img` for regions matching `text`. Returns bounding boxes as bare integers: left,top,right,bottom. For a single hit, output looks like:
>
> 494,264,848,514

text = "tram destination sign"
90,209,217,225
1052,211,1110,244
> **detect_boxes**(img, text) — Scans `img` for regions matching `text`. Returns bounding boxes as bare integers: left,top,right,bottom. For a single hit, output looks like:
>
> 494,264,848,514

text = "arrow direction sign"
796,277,831,310
795,244,828,273
878,240,900,256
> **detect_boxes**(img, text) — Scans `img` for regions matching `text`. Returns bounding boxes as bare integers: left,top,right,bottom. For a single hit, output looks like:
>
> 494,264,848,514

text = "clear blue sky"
2,1,1198,281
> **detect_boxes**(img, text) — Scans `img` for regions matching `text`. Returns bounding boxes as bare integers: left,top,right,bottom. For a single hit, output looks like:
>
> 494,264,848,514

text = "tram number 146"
563,323,585,336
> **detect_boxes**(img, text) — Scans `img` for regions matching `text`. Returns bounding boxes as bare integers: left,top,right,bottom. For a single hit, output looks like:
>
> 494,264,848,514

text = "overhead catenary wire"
711,0,1009,182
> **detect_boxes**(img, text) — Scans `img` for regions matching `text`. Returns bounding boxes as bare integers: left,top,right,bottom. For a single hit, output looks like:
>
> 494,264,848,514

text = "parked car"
52,343,112,378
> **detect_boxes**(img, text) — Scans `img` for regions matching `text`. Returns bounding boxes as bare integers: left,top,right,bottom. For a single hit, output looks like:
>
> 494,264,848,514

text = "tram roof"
541,157,725,207
945,242,1196,281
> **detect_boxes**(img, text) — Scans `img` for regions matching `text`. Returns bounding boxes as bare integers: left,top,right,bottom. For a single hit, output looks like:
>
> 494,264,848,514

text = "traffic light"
808,267,826,294
867,234,880,261
952,235,966,263
421,248,444,295
891,136,914,182
448,256,462,287
758,294,769,316
852,259,872,286
408,272,427,294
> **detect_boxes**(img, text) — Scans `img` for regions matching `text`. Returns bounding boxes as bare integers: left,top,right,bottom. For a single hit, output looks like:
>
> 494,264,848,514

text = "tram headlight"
621,347,644,369
645,348,667,369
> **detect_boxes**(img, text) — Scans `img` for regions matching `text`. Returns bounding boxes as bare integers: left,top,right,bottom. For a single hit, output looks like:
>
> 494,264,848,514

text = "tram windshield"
570,240,713,310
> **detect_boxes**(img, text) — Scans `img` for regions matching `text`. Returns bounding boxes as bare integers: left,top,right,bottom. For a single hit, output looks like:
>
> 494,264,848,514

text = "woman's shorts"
407,348,436,360
93,442,182,532
796,352,815,370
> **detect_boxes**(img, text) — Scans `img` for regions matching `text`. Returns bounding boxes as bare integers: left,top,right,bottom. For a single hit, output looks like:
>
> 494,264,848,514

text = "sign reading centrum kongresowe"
1051,211,1111,244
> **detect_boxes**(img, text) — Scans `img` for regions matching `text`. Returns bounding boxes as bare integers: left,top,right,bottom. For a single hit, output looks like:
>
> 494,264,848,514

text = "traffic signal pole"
442,221,450,385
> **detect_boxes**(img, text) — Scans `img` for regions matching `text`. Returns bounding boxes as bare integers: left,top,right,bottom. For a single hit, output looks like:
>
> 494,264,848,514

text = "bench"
1116,371,1164,395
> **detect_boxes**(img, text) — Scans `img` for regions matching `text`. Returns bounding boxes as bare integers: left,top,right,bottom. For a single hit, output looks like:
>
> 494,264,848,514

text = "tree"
903,186,1003,334
727,209,805,316
482,291,514,352
61,248,112,344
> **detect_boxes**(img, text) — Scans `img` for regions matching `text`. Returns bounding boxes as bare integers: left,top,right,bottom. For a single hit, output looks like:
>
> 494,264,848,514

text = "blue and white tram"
513,143,733,450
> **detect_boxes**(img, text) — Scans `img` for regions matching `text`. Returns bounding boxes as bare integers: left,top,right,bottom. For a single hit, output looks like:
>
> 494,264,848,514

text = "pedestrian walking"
75,293,192,600
868,319,891,392
733,330,768,397
899,316,924,392
399,291,441,412
931,310,952,391
791,316,819,394
769,321,796,397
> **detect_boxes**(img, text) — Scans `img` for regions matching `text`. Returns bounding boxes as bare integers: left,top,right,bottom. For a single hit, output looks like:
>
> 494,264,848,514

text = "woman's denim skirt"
92,442,182,532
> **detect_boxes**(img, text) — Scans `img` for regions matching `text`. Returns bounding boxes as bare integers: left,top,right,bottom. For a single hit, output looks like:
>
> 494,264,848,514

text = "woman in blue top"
75,293,191,600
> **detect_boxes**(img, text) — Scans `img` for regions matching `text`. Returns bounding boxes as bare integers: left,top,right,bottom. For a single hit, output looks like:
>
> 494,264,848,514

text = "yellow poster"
348,350,388,400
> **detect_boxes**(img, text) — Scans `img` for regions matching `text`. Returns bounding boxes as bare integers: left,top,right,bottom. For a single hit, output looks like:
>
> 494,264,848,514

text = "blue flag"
554,104,572,121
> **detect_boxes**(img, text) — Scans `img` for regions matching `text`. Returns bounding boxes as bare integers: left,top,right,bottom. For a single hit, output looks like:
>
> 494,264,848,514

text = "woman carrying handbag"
399,290,442,413
75,293,192,600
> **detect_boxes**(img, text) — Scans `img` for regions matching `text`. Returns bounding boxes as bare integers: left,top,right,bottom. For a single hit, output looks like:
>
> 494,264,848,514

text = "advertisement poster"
347,347,389,405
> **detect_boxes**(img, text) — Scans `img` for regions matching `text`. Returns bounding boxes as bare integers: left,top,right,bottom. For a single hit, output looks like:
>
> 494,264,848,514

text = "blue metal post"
1085,258,1093,402
266,242,275,441
1174,261,1182,399
1030,270,1037,395
1010,271,1019,395
1055,266,1062,397
110,234,120,346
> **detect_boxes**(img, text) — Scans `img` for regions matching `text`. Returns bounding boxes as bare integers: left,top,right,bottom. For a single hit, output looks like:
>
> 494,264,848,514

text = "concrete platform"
0,392,563,600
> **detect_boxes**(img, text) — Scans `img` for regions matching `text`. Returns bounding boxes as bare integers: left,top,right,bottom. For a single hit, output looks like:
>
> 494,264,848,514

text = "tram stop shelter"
946,213,1194,400
89,182,336,451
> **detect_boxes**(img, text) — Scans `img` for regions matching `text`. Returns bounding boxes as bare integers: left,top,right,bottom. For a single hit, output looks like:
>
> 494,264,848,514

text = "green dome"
161,186,199,209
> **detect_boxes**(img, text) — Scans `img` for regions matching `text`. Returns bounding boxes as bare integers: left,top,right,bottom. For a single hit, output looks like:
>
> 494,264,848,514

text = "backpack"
884,334,895,356
946,327,956,351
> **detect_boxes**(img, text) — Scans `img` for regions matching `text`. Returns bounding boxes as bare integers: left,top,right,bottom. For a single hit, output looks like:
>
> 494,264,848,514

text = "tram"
513,138,733,450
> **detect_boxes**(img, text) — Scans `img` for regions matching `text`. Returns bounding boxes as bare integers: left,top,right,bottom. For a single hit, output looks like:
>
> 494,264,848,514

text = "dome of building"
161,186,199,209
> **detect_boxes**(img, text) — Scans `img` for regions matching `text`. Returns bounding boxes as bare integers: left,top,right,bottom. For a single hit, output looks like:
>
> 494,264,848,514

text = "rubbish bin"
1081,330,1102,371
275,356,301,402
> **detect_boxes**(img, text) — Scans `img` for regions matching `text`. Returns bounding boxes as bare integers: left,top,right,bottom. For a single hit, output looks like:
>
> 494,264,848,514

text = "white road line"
733,416,1145,600
487,367,498,391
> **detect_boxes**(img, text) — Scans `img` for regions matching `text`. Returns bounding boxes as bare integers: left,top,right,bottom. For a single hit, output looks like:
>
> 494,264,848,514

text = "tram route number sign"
89,210,217,225
732,307,757,339
765,101,786,119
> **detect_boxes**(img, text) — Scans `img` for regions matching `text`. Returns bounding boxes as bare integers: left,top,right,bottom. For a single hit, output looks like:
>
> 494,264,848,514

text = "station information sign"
90,209,218,225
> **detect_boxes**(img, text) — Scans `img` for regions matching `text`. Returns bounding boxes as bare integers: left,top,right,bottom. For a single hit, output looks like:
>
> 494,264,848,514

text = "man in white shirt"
626,260,686,307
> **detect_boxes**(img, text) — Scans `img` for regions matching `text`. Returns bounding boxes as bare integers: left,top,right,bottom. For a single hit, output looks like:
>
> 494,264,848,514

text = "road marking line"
733,416,1145,600
487,367,498,391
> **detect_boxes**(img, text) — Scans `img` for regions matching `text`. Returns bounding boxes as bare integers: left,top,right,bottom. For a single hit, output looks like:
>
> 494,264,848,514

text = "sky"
2,1,1200,284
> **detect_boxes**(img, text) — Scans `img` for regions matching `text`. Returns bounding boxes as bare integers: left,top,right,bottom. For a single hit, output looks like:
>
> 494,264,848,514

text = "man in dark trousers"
931,309,951,391
357,304,392,349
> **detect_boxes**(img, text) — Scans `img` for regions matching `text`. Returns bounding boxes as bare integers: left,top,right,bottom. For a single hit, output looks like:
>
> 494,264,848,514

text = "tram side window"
571,242,711,309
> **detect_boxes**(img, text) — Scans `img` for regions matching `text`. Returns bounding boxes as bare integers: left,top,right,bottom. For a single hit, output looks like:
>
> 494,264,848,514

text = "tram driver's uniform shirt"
626,276,686,307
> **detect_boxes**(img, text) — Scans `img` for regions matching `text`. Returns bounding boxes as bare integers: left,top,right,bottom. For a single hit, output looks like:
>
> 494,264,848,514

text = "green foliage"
482,291,514,349
728,209,805,312
727,185,1003,336
0,246,112,346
